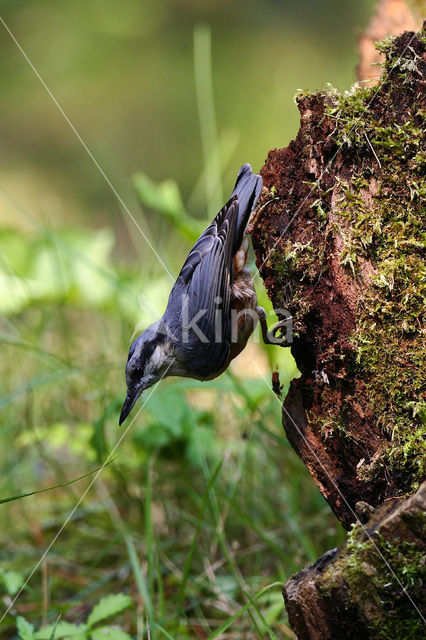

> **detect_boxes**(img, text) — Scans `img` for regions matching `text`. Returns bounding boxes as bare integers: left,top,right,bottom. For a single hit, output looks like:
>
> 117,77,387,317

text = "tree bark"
251,24,425,639
283,482,425,640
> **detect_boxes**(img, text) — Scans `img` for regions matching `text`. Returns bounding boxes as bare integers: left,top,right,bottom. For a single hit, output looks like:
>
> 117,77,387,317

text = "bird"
119,164,285,425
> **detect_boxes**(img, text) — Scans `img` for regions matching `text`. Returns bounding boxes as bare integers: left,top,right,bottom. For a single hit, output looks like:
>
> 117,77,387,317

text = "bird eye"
132,366,145,378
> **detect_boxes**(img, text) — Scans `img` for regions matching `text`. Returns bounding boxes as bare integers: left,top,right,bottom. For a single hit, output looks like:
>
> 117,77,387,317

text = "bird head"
119,322,170,425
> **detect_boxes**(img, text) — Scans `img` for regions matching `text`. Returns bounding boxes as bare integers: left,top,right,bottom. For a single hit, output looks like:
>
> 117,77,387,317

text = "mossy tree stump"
251,26,425,639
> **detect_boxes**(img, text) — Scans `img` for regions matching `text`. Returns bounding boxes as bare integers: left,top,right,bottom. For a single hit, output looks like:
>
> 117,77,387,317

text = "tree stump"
251,25,425,639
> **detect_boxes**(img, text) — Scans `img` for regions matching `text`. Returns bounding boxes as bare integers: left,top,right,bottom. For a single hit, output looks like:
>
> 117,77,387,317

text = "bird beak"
119,386,142,426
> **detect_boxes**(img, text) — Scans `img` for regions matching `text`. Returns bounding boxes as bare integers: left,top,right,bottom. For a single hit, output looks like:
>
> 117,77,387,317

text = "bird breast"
228,238,258,362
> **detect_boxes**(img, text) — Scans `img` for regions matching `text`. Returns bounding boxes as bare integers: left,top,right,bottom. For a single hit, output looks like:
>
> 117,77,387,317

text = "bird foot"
255,306,288,346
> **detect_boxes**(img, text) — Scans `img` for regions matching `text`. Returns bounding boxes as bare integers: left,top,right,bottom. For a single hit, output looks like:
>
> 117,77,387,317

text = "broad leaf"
34,621,86,639
87,594,132,629
90,627,133,640
0,569,25,595
16,617,34,640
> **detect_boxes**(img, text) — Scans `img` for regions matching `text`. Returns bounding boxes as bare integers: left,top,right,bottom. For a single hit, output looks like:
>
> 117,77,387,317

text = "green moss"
325,84,376,149
263,28,426,640
320,31,425,490
266,242,323,333
342,173,424,487
376,31,426,84
266,30,425,493
318,520,426,639
267,241,319,278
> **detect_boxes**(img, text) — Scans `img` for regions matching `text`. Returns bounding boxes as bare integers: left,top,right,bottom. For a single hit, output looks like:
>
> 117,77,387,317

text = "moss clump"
271,240,320,285
265,240,324,336
325,84,377,149
254,27,425,526
322,29,426,491
318,516,426,639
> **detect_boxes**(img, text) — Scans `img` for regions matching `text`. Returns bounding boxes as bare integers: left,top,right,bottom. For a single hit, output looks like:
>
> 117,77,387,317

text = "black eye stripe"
140,340,156,363
127,335,157,370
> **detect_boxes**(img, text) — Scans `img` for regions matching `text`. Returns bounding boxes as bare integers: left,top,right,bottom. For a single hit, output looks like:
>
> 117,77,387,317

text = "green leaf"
0,272,30,314
87,594,132,629
258,589,285,625
145,387,187,428
90,627,133,640
0,569,25,595
34,622,86,639
133,173,185,219
48,616,60,640
133,172,203,242
16,617,34,640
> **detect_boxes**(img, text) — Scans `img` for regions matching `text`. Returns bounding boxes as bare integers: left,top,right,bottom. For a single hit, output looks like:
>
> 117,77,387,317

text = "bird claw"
256,306,288,346
272,320,287,343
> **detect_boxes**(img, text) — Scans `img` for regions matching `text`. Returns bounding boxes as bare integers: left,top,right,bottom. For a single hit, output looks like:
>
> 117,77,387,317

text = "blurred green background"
0,1,376,638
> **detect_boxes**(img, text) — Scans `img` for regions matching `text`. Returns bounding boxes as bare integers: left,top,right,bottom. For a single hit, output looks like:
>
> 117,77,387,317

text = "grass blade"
176,460,223,616
0,458,117,504
205,582,282,640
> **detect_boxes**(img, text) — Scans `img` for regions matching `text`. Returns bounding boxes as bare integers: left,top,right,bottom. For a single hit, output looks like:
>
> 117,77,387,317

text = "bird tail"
231,163,262,253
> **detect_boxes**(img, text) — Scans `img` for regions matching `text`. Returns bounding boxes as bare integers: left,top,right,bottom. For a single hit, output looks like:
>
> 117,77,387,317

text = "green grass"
0,195,344,638
0,22,346,638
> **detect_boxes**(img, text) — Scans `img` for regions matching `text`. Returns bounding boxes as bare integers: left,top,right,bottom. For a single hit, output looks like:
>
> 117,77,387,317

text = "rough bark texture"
251,25,425,639
283,482,426,640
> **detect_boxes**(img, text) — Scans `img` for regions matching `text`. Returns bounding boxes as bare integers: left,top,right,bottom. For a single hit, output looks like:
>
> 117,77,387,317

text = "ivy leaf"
87,594,132,629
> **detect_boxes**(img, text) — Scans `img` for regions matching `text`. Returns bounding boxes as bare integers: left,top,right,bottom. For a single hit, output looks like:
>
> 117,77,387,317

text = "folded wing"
165,198,238,377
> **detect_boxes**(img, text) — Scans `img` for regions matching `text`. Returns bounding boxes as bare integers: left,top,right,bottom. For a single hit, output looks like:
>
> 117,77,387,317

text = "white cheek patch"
146,344,167,375
133,342,143,360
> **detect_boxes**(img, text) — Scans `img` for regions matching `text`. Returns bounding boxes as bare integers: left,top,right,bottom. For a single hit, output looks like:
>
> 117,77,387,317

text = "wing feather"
164,198,238,377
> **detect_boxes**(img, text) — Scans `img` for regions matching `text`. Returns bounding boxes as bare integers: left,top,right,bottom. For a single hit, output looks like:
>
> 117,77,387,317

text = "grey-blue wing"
231,164,262,253
164,198,238,378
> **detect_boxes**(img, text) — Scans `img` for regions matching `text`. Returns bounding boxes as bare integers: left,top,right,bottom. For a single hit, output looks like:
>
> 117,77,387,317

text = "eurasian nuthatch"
119,164,285,424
